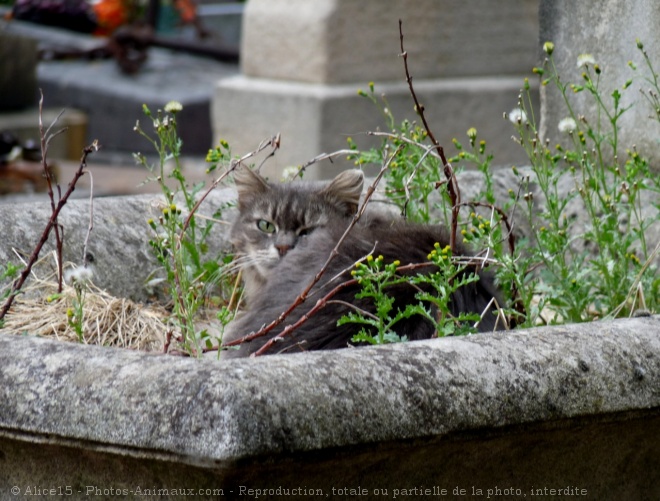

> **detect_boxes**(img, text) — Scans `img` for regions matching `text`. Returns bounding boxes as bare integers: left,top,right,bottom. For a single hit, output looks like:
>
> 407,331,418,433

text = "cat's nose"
276,244,292,256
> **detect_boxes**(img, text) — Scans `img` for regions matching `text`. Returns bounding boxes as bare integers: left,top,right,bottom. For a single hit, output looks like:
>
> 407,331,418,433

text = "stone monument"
213,0,540,179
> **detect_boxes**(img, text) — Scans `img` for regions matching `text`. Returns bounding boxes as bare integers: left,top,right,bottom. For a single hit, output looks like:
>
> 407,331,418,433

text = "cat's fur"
223,168,503,358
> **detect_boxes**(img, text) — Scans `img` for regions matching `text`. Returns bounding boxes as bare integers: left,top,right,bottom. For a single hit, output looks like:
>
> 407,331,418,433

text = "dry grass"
2,256,169,352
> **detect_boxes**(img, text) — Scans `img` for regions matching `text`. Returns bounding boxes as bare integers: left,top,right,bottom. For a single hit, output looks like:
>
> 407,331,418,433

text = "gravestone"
212,0,540,179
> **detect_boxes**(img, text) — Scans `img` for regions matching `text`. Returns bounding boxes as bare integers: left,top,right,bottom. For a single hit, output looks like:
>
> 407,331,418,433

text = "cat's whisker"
226,252,275,272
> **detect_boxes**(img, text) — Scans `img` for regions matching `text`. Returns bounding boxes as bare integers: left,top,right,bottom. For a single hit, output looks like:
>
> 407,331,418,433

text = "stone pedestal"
539,0,660,167
213,0,540,179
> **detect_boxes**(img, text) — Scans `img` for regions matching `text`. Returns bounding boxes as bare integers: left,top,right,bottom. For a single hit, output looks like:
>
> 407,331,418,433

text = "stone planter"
1,319,659,499
0,191,658,499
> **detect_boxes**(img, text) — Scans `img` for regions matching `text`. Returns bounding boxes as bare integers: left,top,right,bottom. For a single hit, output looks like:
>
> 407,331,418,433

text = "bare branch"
293,149,358,179
0,140,98,321
398,19,461,251
38,91,67,292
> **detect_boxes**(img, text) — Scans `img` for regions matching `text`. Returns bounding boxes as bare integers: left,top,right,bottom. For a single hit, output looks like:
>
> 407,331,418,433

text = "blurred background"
0,0,539,201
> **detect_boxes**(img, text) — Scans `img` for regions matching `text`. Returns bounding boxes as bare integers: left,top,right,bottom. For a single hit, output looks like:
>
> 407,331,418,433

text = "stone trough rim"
1,315,658,468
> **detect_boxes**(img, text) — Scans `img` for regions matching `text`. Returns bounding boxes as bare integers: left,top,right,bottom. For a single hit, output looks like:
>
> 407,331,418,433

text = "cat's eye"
256,219,276,234
298,227,313,237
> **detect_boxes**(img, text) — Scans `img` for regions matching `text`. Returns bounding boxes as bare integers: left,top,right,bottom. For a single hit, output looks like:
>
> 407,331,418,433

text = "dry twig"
0,140,98,321
38,93,68,291
398,19,461,251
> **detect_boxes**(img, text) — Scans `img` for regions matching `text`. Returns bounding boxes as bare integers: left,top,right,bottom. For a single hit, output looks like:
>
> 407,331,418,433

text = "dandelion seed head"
508,108,528,125
280,165,300,182
64,266,94,285
558,117,577,134
577,53,596,68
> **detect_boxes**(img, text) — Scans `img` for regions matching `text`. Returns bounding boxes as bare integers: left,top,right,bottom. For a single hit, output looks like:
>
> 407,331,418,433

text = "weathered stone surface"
2,20,238,156
0,317,659,497
0,181,658,496
213,0,540,179
539,0,660,168
213,76,537,179
242,0,539,84
0,189,234,303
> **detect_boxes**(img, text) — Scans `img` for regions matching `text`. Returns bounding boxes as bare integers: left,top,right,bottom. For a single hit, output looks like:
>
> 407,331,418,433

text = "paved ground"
0,156,220,204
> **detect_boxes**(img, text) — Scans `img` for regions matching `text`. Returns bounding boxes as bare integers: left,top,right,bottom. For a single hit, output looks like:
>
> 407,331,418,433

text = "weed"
507,41,660,325
347,39,660,332
134,102,236,356
339,245,481,345
65,267,94,342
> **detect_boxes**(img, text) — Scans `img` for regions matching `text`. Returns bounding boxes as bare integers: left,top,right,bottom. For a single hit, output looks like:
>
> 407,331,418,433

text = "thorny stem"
0,140,98,321
252,278,361,355
221,146,404,354
398,19,461,252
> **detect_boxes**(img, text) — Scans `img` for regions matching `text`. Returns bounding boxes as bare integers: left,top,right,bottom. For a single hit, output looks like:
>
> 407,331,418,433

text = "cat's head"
230,167,364,297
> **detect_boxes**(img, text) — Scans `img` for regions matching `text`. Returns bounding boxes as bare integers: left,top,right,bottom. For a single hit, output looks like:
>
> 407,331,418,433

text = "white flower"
64,266,94,286
164,101,183,113
508,108,528,125
558,117,577,134
577,54,596,68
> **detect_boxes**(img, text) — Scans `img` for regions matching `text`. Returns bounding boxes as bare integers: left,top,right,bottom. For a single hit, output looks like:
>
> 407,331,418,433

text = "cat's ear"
233,167,270,207
321,169,364,216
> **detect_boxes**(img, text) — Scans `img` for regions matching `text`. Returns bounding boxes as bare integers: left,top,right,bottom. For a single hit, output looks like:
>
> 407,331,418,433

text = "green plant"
504,41,660,325
352,83,441,224
134,102,236,356
339,255,411,345
347,85,514,333
349,39,660,332
65,267,93,342
338,245,481,344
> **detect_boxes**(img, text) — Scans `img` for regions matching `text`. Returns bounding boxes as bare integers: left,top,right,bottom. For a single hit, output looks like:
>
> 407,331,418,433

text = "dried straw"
1,255,169,352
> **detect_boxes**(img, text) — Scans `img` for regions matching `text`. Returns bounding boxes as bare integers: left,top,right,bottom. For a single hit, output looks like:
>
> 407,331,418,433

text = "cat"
222,167,504,358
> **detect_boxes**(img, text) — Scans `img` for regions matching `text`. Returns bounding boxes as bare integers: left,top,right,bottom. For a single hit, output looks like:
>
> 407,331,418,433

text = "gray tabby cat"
222,167,503,358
